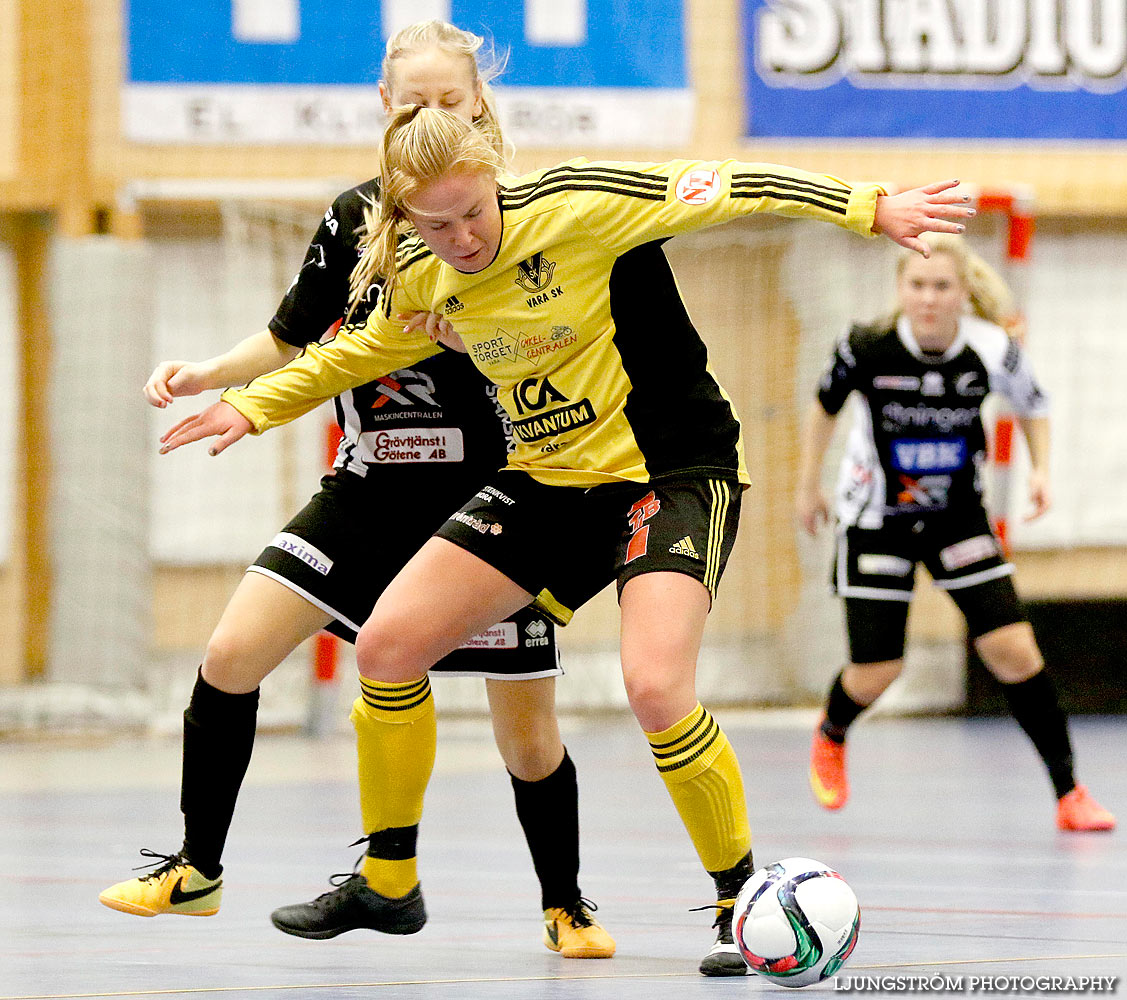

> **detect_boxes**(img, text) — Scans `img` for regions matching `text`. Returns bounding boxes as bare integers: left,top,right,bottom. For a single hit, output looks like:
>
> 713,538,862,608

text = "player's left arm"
565,161,972,253
995,338,1053,521
1018,415,1051,521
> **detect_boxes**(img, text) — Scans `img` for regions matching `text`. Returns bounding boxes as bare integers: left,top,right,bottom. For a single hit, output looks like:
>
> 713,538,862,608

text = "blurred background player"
156,106,976,974
797,233,1116,833
97,20,616,960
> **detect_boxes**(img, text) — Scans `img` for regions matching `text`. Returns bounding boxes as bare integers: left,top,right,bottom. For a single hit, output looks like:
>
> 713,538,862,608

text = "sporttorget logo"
470,327,580,367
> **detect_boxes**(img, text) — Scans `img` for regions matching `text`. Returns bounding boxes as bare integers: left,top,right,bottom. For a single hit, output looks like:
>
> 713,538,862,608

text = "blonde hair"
890,233,1018,326
346,20,509,316
382,20,507,159
350,106,505,306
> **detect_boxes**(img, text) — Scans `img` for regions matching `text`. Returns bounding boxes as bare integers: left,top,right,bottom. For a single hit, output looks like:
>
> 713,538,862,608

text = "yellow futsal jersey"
224,158,883,488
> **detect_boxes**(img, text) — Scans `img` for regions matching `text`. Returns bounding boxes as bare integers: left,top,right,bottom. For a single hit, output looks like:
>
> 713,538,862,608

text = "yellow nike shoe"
99,850,222,917
543,898,616,958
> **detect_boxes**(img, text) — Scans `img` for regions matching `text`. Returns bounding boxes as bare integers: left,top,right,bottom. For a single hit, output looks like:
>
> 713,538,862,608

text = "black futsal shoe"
270,874,426,940
698,902,748,976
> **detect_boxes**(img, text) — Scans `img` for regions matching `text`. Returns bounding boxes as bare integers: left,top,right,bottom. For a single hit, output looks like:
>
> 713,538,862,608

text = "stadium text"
834,974,1119,993
756,0,1127,90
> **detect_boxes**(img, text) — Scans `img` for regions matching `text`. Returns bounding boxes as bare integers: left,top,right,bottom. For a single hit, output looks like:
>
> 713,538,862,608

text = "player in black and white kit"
99,20,616,959
798,234,1115,832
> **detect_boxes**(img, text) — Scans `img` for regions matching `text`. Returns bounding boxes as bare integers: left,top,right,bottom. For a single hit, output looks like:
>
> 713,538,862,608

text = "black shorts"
832,509,1013,601
434,471,742,625
250,472,561,680
832,509,1024,663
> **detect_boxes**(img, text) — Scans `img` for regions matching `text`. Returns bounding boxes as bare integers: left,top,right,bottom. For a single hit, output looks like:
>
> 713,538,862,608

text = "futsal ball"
731,857,860,988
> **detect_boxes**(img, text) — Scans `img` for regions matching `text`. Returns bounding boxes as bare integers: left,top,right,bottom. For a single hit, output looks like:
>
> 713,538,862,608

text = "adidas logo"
668,535,701,560
444,295,464,315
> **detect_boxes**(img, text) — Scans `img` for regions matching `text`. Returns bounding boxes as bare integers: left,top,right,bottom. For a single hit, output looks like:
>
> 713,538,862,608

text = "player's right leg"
270,537,533,939
99,573,331,917
814,527,915,810
485,674,615,959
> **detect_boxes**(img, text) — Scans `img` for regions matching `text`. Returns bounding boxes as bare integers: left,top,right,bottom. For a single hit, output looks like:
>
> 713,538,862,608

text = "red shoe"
1056,785,1116,832
810,722,849,810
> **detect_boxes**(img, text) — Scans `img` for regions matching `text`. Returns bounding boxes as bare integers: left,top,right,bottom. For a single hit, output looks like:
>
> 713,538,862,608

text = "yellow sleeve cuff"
220,388,269,434
845,182,887,237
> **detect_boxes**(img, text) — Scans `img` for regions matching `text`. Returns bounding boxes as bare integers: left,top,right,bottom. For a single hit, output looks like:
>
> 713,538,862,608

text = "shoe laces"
132,849,187,882
318,836,373,896
690,900,736,940
559,896,599,929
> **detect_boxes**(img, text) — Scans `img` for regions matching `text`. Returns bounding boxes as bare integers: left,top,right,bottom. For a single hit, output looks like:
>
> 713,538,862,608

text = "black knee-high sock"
180,669,260,879
509,750,581,910
821,671,867,743
999,670,1075,799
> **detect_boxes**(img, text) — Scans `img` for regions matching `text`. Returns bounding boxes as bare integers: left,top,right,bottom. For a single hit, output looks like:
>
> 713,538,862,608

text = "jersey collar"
896,314,968,364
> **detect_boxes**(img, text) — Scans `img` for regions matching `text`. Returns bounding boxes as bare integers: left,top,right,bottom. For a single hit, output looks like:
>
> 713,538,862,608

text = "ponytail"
348,106,504,312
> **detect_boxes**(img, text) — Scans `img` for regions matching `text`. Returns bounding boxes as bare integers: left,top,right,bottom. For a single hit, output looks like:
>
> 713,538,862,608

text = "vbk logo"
371,368,439,409
514,253,557,293
513,376,568,415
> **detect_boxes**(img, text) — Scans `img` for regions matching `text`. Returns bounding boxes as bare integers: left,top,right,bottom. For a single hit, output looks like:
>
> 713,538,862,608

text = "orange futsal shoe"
1056,786,1116,832
810,723,849,811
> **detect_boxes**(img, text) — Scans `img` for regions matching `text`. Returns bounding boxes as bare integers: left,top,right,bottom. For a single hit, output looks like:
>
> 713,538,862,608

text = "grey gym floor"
2,710,1125,999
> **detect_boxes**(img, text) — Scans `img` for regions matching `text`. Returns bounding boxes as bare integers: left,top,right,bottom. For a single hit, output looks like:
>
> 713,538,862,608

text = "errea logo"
525,618,550,647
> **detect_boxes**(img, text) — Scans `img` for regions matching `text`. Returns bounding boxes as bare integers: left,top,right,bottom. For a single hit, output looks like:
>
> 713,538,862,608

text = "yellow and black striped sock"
646,703,752,874
352,675,436,899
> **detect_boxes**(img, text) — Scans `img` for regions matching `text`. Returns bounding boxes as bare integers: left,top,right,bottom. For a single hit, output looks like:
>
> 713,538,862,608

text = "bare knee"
487,679,563,781
201,626,269,694
842,660,903,706
622,662,696,733
976,622,1042,683
494,725,564,781
355,619,428,682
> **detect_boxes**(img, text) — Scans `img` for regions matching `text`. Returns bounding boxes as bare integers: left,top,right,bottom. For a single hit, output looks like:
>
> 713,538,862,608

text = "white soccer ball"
731,857,860,988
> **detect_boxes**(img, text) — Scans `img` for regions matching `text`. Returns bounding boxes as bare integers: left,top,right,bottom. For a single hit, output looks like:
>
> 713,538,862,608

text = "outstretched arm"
872,180,974,255
144,330,303,407
795,401,839,536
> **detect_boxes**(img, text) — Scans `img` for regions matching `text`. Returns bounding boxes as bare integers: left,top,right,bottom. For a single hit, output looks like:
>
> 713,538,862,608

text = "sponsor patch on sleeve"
675,168,722,205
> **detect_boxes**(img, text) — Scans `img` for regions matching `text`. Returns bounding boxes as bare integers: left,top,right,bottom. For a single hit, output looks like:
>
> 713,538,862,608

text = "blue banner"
741,0,1127,140
123,0,690,146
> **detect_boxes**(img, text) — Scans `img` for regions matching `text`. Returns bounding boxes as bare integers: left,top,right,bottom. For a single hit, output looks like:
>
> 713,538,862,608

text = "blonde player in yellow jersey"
99,21,614,961
161,106,974,975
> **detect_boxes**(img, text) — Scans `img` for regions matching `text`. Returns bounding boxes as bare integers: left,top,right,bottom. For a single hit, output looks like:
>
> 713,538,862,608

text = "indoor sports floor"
2,709,1125,998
